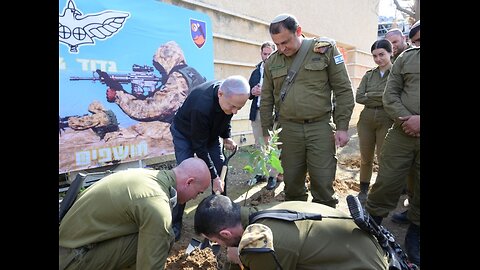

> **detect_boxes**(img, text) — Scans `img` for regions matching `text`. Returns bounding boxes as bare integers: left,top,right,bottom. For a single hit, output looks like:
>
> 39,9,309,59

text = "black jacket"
173,80,232,179
248,62,262,121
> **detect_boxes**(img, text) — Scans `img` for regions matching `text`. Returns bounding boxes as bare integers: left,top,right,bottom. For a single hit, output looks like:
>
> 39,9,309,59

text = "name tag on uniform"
334,54,344,65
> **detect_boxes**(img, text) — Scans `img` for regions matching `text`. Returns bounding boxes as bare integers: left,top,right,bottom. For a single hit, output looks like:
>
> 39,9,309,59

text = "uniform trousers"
251,110,264,147
357,107,393,183
59,233,138,270
366,124,420,225
278,116,337,207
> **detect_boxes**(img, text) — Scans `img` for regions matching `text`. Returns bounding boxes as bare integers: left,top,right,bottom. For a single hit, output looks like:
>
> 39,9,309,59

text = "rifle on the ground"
346,195,418,270
70,64,162,98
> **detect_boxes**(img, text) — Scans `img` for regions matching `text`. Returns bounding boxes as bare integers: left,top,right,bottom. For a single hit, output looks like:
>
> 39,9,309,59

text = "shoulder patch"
238,223,274,253
313,37,336,54
334,54,344,65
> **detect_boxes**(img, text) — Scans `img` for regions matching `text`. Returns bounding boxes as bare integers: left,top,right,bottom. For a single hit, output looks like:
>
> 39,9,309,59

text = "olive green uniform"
356,67,394,184
238,201,388,270
59,168,177,269
393,43,415,200
260,37,354,206
366,47,420,226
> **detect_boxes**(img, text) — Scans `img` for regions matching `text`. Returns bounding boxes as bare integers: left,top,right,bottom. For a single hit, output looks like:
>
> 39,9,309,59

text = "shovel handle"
220,165,227,182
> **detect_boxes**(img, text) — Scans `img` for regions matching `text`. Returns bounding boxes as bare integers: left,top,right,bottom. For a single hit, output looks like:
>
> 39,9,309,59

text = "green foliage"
243,125,283,183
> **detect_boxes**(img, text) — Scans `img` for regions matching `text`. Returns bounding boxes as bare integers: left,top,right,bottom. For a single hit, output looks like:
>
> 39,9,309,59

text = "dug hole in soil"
159,127,410,270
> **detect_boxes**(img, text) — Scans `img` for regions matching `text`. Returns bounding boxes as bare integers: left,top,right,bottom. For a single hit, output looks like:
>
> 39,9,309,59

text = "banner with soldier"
59,0,213,173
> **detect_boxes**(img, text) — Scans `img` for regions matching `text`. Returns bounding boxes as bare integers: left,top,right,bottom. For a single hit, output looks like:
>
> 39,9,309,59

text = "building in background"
162,0,380,147
59,0,384,181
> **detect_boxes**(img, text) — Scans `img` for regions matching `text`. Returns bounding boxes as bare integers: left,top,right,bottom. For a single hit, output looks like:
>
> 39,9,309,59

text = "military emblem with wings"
59,0,130,53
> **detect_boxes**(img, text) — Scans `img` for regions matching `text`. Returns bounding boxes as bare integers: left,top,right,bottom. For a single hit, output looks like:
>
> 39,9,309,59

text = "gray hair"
219,75,250,97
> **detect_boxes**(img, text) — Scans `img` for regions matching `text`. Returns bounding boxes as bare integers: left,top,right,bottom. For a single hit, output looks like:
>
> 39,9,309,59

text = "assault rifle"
70,64,162,98
346,195,418,270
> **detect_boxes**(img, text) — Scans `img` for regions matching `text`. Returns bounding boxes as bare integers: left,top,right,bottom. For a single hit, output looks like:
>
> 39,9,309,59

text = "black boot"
405,223,420,267
266,176,277,190
391,210,410,224
255,174,267,183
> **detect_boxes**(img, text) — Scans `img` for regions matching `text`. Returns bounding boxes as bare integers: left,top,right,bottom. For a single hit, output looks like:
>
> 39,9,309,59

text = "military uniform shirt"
239,201,388,270
356,66,391,108
383,47,420,120
59,168,176,269
260,37,354,135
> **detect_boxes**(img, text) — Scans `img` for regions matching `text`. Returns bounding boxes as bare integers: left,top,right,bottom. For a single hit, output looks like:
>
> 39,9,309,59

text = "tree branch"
393,0,415,17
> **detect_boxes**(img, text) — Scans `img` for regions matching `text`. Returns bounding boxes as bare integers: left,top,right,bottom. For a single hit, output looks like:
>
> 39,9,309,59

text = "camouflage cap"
153,41,186,73
88,100,106,113
271,13,294,24
238,224,274,254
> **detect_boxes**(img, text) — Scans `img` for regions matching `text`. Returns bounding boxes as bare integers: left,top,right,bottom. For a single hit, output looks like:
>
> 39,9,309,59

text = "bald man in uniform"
59,157,211,269
260,14,354,207
385,28,412,62
194,194,388,270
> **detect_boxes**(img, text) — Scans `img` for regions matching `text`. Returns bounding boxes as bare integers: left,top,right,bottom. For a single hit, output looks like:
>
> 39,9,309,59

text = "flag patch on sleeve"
334,54,344,64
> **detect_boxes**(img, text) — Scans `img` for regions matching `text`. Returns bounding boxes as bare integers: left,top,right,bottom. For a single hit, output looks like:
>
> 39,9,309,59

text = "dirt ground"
160,129,410,270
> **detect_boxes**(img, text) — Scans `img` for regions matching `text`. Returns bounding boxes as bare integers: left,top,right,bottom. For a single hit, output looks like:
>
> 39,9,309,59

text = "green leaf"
243,165,254,173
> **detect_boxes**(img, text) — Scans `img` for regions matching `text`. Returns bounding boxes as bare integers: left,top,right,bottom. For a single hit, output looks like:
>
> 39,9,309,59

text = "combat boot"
255,174,267,183
266,176,277,190
391,210,410,224
405,223,420,267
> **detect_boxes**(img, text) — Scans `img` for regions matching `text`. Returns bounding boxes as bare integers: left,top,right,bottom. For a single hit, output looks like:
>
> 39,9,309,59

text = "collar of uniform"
156,170,176,191
240,206,260,228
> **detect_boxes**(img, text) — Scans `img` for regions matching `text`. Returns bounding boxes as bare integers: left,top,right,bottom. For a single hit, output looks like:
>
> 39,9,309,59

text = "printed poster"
59,0,214,173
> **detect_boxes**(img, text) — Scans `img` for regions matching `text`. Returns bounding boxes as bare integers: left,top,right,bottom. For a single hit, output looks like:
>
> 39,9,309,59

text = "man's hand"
106,88,117,103
335,130,350,147
96,70,124,91
223,138,237,151
251,84,262,96
212,176,224,194
399,115,420,137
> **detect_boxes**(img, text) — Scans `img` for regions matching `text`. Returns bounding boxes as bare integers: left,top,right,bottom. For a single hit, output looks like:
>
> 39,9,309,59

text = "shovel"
185,145,238,255
185,238,221,255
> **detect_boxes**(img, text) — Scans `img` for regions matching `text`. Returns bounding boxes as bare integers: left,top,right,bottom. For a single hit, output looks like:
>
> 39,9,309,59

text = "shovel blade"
185,238,202,255
199,238,221,256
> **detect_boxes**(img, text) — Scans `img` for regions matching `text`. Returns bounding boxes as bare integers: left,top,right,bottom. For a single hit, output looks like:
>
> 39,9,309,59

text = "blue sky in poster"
59,0,214,128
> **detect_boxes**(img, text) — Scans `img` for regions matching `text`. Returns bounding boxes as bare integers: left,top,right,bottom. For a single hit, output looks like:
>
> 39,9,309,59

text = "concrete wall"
161,0,379,145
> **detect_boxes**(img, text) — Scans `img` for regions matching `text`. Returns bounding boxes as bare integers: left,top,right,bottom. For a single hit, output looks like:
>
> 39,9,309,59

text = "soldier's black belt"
283,116,325,124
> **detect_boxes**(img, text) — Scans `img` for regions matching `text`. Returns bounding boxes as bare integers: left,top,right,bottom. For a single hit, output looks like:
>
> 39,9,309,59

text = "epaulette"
313,37,336,54
365,67,376,74
404,46,420,52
